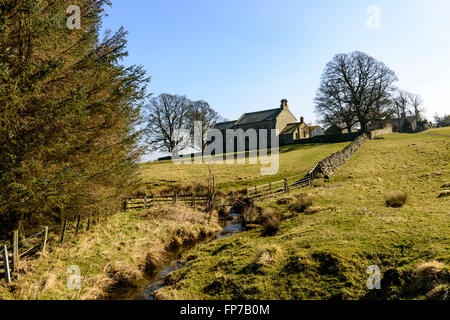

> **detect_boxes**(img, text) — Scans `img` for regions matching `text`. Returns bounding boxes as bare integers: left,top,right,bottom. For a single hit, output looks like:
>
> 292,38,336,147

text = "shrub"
240,205,260,226
260,208,281,236
385,191,408,208
289,195,313,213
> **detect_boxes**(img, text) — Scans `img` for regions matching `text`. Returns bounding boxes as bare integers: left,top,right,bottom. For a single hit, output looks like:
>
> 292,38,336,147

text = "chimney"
300,116,305,123
280,99,288,110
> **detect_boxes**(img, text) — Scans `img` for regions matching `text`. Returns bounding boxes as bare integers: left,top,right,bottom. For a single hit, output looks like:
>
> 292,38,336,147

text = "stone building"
391,116,417,132
325,123,358,135
309,125,325,137
279,116,310,145
213,99,297,137
211,99,327,151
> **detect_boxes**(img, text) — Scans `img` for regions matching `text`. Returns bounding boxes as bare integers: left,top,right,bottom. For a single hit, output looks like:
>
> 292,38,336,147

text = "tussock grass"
385,191,408,208
289,194,314,213
156,133,450,300
260,208,281,236
437,190,450,198
413,261,450,294
276,196,296,205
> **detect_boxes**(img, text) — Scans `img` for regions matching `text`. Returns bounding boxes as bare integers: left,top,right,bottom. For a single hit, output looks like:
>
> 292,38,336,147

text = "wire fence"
0,214,107,282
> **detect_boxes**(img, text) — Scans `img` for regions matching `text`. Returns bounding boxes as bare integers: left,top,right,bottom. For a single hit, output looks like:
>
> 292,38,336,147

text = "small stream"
135,212,243,300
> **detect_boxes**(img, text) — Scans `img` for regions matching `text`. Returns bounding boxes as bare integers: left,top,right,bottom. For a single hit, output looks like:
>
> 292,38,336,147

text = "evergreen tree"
0,0,149,235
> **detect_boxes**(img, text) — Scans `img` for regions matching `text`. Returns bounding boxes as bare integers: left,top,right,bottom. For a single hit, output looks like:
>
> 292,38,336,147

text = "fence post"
75,216,81,236
122,199,128,211
42,227,48,254
284,179,288,193
87,215,91,231
2,246,11,283
255,186,257,198
173,192,177,203
269,182,272,195
12,230,18,271
152,195,156,206
192,193,195,207
60,220,67,244
144,194,148,209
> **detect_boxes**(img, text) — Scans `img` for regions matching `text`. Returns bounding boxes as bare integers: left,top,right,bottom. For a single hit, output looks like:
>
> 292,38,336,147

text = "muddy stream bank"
113,212,243,300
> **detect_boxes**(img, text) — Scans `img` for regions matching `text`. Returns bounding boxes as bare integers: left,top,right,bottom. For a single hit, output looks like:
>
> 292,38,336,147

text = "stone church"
213,99,310,147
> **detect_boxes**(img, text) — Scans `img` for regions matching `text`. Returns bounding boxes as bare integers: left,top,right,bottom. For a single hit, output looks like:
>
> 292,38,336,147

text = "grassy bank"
0,205,220,300
156,131,450,300
140,142,350,193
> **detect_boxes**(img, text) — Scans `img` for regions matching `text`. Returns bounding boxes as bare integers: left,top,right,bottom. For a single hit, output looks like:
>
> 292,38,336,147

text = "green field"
420,126,450,136
140,142,350,193
156,130,450,300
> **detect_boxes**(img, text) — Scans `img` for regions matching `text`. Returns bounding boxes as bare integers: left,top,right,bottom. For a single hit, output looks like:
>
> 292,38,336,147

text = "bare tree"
187,100,220,152
315,80,357,132
315,51,398,132
392,90,409,118
392,90,424,122
143,94,193,153
407,93,424,120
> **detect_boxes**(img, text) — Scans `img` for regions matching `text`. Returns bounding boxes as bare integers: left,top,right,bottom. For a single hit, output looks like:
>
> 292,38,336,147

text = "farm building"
309,125,325,137
325,123,359,135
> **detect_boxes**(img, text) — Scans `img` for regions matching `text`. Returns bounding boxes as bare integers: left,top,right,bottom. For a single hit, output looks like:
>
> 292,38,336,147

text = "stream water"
134,212,243,300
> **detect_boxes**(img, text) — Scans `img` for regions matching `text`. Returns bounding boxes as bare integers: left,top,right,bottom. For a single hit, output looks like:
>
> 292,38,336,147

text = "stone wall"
313,133,369,177
369,125,392,139
281,132,360,146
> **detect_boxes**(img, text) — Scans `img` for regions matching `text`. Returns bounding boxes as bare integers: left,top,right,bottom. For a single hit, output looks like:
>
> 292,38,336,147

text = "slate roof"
235,108,282,125
280,123,302,135
213,120,237,130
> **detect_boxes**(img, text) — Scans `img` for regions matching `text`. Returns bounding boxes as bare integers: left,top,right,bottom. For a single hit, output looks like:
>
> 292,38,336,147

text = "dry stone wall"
315,133,369,176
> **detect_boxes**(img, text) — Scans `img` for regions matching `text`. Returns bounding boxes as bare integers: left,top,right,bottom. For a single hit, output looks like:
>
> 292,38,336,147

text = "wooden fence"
247,174,312,199
123,193,211,210
0,214,106,283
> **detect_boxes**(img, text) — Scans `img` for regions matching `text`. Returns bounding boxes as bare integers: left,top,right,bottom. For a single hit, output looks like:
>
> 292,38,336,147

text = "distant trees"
393,90,424,120
434,114,450,128
187,100,220,152
143,94,220,153
143,94,192,153
315,51,398,132
0,1,149,234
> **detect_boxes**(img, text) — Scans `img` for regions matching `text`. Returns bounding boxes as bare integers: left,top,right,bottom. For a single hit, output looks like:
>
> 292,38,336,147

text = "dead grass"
260,209,281,236
385,191,408,208
437,190,450,198
276,196,296,205
289,194,314,213
0,205,220,300
413,261,450,294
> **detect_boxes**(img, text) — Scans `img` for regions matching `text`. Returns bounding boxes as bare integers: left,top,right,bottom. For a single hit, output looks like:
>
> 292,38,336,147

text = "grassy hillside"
156,132,450,300
0,205,220,300
421,127,450,136
140,142,350,193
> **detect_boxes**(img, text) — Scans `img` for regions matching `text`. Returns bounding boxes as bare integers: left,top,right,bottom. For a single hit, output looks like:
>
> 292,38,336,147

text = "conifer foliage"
0,1,149,234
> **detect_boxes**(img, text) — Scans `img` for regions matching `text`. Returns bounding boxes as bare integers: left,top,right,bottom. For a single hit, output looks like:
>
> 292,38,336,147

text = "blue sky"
102,0,450,123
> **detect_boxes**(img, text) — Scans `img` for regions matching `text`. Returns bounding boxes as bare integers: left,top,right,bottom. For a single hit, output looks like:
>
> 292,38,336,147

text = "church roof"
213,120,237,130
280,122,303,135
235,108,282,125
309,125,322,131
